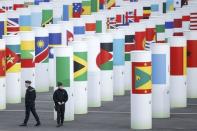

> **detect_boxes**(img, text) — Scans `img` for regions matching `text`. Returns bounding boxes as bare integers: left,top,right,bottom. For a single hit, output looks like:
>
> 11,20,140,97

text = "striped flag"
107,17,116,29
125,11,134,24
143,6,151,19
190,12,197,30
7,18,19,35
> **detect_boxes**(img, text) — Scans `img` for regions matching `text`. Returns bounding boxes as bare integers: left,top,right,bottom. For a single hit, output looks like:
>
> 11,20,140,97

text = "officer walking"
53,82,68,127
19,80,41,127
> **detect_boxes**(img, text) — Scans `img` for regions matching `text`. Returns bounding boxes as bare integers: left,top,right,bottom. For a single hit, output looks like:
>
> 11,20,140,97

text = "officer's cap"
25,80,31,84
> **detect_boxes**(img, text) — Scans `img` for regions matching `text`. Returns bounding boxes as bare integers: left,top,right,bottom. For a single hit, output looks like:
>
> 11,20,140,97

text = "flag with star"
132,62,152,94
35,36,49,63
6,45,21,73
73,3,82,18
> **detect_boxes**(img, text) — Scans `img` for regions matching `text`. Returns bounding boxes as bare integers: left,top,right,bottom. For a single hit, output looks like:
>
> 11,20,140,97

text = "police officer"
53,82,68,127
19,80,41,127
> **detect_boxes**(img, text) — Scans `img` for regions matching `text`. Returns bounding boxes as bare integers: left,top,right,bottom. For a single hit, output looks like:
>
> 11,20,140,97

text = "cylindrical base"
113,66,125,96
152,85,170,118
35,63,49,92
21,68,35,98
6,73,21,103
74,81,88,114
170,76,187,108
88,72,101,107
131,94,152,129
124,62,131,91
187,68,197,98
101,71,113,101
49,59,55,87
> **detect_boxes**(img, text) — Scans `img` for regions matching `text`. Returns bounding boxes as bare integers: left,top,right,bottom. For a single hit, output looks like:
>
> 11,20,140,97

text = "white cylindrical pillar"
151,43,170,118
69,40,88,114
19,31,35,98
184,31,197,98
54,46,74,121
83,35,101,107
97,33,113,101
131,51,152,129
33,27,49,92
81,15,96,35
0,39,6,110
108,29,125,96
169,36,187,108
4,35,21,103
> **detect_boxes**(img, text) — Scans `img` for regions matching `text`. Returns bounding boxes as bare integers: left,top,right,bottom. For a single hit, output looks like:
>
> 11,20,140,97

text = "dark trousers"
24,104,40,124
56,104,65,124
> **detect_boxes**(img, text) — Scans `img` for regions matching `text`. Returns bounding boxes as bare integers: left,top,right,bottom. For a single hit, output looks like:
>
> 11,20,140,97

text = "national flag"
42,9,53,27
74,52,88,81
173,18,183,36
165,21,174,29
113,39,125,66
34,0,44,5
135,31,146,50
99,0,105,10
74,26,85,35
156,24,165,43
31,10,42,27
0,21,7,39
82,0,91,15
107,0,115,9
49,33,62,46
67,30,74,42
151,4,159,12
91,0,99,12
13,4,24,10
35,37,49,63
0,50,6,77
96,42,113,70
21,40,35,68
143,7,151,19
116,14,125,26
7,18,19,35
145,27,156,50
166,0,174,12
190,13,197,30
132,62,152,94
125,35,135,61
1,5,13,11
6,46,21,73
125,11,134,24
96,20,102,33
73,3,82,18
19,15,32,31
162,2,167,13
24,2,34,8
63,5,69,21
152,54,166,84
56,57,70,87
187,40,197,67
85,23,96,32
107,17,116,29
170,47,186,75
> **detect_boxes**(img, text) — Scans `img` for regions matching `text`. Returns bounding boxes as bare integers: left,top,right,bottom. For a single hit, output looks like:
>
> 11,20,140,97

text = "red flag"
67,30,74,42
6,48,20,70
187,40,197,67
96,49,112,68
0,50,6,76
135,31,146,50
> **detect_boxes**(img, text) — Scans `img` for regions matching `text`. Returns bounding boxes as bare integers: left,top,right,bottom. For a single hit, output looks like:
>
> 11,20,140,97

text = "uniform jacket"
53,88,68,105
25,86,36,106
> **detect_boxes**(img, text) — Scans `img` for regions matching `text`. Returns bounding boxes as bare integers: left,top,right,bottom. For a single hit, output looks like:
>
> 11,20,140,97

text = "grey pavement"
1,89,197,131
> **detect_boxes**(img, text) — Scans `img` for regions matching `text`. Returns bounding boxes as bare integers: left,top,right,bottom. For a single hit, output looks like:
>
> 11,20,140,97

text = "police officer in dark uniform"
19,80,41,127
53,82,68,127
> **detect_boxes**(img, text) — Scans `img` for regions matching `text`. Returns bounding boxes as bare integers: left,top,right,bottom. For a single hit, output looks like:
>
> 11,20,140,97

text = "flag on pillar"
132,62,152,94
0,50,6,76
56,57,70,87
187,40,197,67
73,3,82,18
91,0,99,12
190,13,197,30
107,0,115,9
143,6,151,19
82,0,91,15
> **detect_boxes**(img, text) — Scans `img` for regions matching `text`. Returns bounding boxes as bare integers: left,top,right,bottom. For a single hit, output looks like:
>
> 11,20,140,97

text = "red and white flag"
190,12,197,30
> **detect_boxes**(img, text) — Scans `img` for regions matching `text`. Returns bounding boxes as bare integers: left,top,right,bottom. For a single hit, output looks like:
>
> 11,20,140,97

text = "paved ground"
1,89,197,131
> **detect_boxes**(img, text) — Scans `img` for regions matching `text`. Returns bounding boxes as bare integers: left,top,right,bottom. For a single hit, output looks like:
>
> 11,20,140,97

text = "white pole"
131,51,152,129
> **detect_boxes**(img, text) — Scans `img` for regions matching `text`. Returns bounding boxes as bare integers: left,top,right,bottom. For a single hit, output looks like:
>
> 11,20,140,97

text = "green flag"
96,20,102,33
91,0,99,12
42,9,53,27
56,57,70,87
